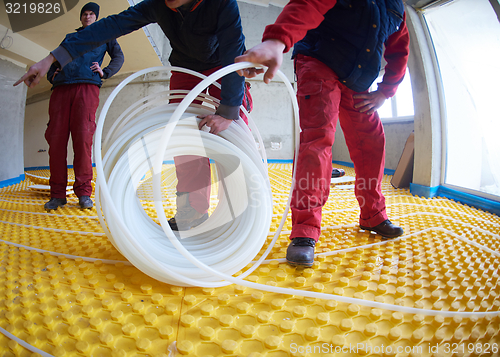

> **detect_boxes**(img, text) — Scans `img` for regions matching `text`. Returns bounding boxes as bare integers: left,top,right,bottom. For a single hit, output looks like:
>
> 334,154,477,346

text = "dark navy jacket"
51,0,246,119
48,28,124,89
293,0,405,92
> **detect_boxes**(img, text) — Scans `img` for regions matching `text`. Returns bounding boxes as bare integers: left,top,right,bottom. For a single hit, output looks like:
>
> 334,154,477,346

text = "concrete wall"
23,72,296,167
247,80,295,159
0,57,27,181
23,99,50,168
332,120,414,171
238,3,296,159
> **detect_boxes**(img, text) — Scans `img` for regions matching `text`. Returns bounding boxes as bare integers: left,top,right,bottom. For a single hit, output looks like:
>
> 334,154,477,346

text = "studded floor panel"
0,164,499,357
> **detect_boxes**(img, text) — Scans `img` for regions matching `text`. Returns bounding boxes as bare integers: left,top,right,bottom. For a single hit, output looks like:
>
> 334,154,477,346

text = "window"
424,0,500,198
370,67,415,120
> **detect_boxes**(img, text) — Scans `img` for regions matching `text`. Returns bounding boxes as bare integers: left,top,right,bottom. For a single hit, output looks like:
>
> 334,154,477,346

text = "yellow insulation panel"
0,164,499,357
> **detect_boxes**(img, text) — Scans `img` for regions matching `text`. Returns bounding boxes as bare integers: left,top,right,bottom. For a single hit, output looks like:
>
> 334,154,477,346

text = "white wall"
23,99,50,168
238,2,294,82
0,57,27,181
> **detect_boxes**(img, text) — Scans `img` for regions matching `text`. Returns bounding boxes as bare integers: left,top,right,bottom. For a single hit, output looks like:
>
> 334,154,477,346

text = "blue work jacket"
48,27,124,89
293,0,405,92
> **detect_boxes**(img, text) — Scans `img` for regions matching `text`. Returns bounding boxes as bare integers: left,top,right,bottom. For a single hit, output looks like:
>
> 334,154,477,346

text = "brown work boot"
168,192,208,231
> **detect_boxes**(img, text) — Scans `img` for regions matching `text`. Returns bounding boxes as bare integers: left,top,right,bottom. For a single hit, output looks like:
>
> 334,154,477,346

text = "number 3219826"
444,343,498,354
5,3,61,14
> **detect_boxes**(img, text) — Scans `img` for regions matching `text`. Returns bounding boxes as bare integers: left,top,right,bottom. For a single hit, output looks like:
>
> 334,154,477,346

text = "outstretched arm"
15,0,157,88
14,53,56,87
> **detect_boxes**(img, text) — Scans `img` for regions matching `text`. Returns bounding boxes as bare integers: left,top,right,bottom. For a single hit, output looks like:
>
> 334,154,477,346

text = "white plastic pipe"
95,65,275,287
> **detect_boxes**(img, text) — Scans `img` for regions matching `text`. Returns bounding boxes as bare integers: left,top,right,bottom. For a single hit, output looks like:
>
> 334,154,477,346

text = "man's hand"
198,114,232,135
353,90,388,115
235,39,286,84
91,62,104,78
14,54,56,87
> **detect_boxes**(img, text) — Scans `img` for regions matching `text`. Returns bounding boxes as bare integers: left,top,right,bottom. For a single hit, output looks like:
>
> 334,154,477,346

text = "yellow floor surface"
0,164,499,357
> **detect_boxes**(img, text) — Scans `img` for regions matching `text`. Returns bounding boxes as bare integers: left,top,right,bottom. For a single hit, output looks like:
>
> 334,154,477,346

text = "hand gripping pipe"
94,63,499,317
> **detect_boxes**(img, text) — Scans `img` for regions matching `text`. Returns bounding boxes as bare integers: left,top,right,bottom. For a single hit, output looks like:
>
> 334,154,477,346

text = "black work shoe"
332,168,346,178
286,237,316,267
79,196,93,210
360,219,404,238
44,198,67,211
168,213,208,231
168,192,209,231
168,217,178,230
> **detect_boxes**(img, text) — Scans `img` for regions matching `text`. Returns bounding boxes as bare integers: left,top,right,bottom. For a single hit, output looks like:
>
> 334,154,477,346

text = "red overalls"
169,68,251,214
290,55,389,242
46,83,99,198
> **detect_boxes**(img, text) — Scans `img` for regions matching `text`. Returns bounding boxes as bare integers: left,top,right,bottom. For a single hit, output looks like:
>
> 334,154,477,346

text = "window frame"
422,0,500,200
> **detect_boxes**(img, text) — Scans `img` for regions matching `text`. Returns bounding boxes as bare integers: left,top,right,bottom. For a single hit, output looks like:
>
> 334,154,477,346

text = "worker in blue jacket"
43,2,124,211
16,0,251,229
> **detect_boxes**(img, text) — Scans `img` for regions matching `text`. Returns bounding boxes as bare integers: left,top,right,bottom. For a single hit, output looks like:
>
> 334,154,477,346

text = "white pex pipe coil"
95,64,277,287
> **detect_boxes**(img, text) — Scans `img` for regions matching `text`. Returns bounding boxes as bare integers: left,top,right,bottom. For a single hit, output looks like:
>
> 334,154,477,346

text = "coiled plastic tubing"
95,63,499,317
95,63,283,288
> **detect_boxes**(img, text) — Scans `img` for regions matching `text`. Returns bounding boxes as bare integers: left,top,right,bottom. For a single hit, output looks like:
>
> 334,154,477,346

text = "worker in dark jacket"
43,2,124,211
15,0,250,229
237,0,410,267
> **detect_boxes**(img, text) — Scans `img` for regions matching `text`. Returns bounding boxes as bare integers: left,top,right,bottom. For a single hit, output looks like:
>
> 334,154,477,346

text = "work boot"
286,237,316,267
360,219,404,238
44,197,67,211
331,168,346,178
168,192,208,231
79,196,93,210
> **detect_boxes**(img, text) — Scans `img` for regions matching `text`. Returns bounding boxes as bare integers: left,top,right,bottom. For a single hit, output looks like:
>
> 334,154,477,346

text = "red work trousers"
290,55,388,242
169,68,250,214
46,84,99,199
